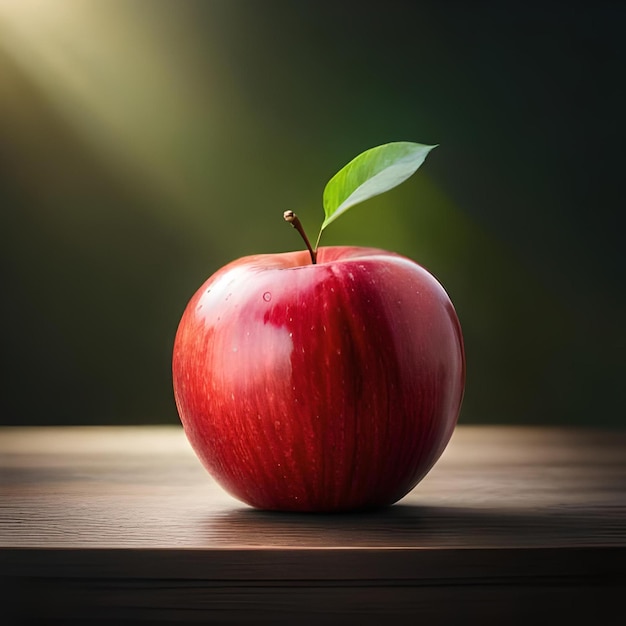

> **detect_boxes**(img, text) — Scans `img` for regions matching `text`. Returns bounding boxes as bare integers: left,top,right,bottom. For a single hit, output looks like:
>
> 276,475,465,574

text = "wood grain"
1,425,625,624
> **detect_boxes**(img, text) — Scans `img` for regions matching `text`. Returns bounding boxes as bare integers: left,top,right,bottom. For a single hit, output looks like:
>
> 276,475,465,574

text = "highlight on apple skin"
172,245,465,512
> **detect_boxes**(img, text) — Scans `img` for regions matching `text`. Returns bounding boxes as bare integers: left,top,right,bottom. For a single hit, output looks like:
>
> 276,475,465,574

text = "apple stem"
283,211,317,264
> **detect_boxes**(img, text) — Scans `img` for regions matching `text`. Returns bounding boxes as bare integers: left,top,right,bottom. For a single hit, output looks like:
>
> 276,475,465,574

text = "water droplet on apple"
263,292,272,302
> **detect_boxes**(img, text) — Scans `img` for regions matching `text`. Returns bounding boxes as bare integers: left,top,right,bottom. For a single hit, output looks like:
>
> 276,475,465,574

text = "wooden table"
1,425,624,625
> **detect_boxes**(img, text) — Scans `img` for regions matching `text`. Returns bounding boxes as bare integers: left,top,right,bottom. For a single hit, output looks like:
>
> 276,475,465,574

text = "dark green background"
1,1,624,427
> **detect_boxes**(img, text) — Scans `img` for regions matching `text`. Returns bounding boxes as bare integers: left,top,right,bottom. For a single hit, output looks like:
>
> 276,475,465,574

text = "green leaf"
321,141,437,231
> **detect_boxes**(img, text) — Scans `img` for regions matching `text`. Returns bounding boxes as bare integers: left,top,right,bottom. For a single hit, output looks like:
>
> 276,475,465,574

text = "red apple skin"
172,246,465,512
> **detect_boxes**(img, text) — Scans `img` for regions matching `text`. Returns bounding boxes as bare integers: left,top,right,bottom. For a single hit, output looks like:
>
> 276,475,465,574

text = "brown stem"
283,210,317,264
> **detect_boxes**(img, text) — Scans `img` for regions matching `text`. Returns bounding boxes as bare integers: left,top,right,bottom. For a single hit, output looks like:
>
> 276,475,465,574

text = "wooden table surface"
1,425,625,625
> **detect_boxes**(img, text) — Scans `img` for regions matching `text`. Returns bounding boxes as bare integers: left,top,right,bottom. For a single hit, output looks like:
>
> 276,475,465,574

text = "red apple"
172,246,465,512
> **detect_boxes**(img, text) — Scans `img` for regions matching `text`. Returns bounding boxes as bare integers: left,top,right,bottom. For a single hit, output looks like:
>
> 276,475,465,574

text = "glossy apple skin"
173,246,465,512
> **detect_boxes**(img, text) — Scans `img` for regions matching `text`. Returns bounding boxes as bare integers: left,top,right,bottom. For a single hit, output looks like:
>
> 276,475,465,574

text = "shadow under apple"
203,502,625,549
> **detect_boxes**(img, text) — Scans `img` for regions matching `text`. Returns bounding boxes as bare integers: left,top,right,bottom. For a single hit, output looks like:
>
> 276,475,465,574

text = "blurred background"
1,0,624,427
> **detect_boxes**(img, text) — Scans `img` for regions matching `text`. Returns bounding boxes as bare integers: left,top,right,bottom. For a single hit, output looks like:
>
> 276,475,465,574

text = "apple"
172,245,464,512
172,142,465,512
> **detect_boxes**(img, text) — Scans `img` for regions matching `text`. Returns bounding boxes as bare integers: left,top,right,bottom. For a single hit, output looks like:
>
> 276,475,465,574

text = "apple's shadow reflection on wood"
204,503,623,549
